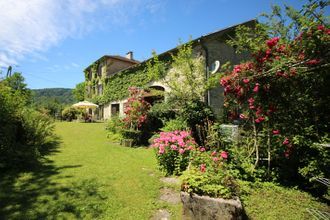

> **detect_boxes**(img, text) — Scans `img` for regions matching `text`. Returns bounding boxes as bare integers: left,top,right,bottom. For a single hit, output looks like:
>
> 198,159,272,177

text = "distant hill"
32,88,75,105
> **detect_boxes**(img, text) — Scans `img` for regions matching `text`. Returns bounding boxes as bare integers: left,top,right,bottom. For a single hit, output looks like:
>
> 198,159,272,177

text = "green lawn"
0,122,327,219
0,122,180,219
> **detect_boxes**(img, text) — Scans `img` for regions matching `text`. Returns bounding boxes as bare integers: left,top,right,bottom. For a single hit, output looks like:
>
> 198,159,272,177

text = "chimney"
126,51,133,60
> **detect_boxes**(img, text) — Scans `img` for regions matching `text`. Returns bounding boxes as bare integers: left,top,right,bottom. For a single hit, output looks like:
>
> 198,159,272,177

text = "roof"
114,19,257,73
84,19,256,74
84,55,140,71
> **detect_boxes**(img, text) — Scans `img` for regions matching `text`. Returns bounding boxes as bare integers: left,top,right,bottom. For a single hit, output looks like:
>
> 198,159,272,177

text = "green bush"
106,116,125,142
181,149,239,199
121,129,142,146
62,107,81,121
161,118,188,132
0,77,57,168
106,116,125,134
180,100,215,145
147,101,176,123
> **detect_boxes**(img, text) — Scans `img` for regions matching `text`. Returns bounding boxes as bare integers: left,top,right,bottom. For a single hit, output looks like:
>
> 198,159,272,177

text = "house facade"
84,20,254,120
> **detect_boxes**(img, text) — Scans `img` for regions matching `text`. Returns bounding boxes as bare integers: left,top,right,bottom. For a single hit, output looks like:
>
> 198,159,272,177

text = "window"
111,104,120,116
98,84,103,95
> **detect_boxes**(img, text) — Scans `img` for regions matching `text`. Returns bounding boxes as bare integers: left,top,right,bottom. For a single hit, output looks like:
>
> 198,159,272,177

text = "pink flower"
179,148,185,154
272,130,280,135
213,157,219,162
200,164,206,172
255,116,265,123
243,78,250,84
199,147,206,152
239,114,248,119
187,145,193,151
253,83,260,93
158,146,165,154
282,138,290,145
170,145,177,150
248,97,255,104
306,59,320,65
220,78,228,86
211,151,217,156
220,151,228,159
233,65,242,73
266,37,280,48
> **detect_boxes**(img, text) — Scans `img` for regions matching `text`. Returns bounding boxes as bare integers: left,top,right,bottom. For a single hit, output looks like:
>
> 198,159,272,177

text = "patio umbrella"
72,101,98,109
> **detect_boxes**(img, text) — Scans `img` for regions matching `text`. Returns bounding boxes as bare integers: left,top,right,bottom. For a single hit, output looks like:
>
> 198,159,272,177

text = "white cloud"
0,0,165,67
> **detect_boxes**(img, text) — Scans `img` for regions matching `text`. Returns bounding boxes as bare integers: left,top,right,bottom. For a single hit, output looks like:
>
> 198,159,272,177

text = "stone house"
83,20,255,120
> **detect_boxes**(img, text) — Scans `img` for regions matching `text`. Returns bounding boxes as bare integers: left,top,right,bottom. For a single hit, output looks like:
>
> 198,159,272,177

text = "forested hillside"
32,88,74,105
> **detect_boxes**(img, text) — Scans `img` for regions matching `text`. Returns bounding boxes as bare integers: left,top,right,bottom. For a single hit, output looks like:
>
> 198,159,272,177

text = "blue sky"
0,0,313,89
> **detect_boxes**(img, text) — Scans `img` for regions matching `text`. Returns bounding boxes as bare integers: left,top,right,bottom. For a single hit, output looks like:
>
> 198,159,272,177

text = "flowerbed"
181,149,239,199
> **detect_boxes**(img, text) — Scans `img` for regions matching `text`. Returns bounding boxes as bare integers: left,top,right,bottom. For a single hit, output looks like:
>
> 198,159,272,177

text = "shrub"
161,118,188,132
0,79,57,168
106,116,125,134
180,100,215,145
121,129,142,146
147,101,176,123
181,149,239,199
62,107,81,121
151,131,196,175
106,116,125,142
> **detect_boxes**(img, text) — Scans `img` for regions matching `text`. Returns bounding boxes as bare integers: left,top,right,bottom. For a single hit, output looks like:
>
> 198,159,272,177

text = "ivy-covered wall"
101,67,152,104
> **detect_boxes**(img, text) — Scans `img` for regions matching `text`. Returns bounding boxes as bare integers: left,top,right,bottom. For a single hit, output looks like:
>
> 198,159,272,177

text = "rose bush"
221,2,329,194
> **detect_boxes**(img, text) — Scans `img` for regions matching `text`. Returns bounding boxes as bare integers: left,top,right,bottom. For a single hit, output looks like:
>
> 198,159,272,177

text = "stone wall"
181,192,244,220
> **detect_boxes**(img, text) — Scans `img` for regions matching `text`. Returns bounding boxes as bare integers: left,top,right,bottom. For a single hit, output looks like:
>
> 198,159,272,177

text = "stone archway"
143,85,165,106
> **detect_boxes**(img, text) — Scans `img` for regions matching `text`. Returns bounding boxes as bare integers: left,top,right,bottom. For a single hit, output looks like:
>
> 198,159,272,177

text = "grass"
0,122,181,219
0,122,328,219
242,182,330,220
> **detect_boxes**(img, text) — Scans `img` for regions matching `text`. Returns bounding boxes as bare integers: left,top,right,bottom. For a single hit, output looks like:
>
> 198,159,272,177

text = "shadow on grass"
0,138,108,219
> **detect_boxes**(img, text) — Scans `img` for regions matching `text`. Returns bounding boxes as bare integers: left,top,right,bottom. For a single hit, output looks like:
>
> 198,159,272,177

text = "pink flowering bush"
181,149,239,199
123,87,150,131
151,131,196,175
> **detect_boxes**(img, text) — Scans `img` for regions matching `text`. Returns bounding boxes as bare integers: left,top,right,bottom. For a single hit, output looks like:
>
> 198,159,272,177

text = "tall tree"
73,82,85,101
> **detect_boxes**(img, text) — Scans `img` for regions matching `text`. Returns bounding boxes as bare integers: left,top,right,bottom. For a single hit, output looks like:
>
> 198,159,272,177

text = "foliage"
32,88,74,118
147,101,176,124
241,181,330,219
152,131,197,175
32,88,74,105
145,50,167,80
3,72,31,102
0,74,57,168
106,116,125,134
105,116,125,142
179,99,215,146
61,107,82,121
221,0,330,193
181,149,239,199
161,118,188,132
102,68,152,104
164,42,206,106
73,82,86,101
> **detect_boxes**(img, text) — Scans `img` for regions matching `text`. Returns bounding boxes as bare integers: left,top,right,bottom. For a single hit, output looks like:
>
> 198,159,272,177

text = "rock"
160,177,180,185
160,187,180,204
151,209,171,220
180,192,244,220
